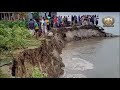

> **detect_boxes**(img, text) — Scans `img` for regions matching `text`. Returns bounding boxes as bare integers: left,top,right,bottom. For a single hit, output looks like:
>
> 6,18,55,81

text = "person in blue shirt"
28,19,35,35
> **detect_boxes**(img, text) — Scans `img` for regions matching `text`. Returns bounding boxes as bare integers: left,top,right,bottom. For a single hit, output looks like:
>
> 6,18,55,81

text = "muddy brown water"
60,37,119,78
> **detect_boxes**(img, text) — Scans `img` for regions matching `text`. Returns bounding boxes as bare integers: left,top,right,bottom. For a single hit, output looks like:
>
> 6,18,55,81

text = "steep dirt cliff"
12,35,65,78
11,25,106,78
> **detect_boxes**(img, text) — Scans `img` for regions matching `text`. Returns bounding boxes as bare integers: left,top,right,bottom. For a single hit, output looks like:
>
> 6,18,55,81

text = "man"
60,16,62,27
43,19,47,36
67,16,71,26
71,15,74,25
28,19,35,35
96,19,98,26
94,15,97,25
65,16,68,26
50,16,54,28
90,15,94,25
45,18,50,32
75,15,77,25
34,20,39,39
37,19,42,37
58,16,61,27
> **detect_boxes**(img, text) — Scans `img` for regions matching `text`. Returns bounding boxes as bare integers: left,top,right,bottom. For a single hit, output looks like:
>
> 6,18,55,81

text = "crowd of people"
28,16,50,39
28,14,99,38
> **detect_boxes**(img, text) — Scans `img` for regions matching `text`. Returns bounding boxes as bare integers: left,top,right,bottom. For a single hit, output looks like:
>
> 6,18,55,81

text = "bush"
0,20,28,28
0,20,32,51
31,66,48,78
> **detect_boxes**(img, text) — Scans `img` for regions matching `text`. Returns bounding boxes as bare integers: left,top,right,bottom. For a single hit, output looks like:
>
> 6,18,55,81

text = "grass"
0,20,44,54
30,66,48,78
0,68,9,78
0,21,42,61
0,20,45,78
0,69,5,78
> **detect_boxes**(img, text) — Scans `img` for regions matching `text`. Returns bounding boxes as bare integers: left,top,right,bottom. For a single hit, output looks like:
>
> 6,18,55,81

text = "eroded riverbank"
0,25,114,78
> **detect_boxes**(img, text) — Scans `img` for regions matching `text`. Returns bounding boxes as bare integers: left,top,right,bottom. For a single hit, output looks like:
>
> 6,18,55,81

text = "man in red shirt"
54,16,58,28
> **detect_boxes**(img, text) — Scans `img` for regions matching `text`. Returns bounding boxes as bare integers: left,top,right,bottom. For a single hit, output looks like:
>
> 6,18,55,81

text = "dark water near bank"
61,37,119,78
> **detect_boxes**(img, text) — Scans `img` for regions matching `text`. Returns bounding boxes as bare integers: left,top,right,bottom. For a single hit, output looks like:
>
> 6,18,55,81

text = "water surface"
60,37,119,78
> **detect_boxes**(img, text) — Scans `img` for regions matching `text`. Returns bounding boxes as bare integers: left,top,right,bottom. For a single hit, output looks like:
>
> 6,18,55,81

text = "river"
60,37,119,78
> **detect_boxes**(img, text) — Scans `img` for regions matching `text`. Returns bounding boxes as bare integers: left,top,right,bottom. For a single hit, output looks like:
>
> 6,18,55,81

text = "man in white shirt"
67,16,71,26
67,16,71,22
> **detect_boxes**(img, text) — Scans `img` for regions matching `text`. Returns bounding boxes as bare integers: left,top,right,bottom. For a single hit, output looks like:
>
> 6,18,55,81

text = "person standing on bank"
37,18,42,37
50,16,54,28
34,19,39,39
54,16,57,28
28,19,35,35
71,15,74,25
57,16,61,27
96,19,98,26
75,15,77,25
43,19,47,36
45,18,50,32
67,16,71,26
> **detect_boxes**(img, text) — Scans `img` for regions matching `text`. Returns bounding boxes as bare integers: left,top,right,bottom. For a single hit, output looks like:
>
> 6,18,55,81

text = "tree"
18,12,28,20
32,12,39,19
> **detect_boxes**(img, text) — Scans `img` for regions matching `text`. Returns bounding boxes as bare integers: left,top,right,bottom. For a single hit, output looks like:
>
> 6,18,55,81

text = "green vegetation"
0,20,43,78
0,20,28,28
0,68,9,78
0,69,4,78
0,20,42,52
31,66,48,78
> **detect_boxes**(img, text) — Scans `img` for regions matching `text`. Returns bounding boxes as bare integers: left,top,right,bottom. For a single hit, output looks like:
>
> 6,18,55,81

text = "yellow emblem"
102,16,115,27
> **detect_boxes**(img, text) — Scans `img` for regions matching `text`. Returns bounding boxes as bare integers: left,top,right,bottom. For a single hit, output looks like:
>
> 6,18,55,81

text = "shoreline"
0,25,117,78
